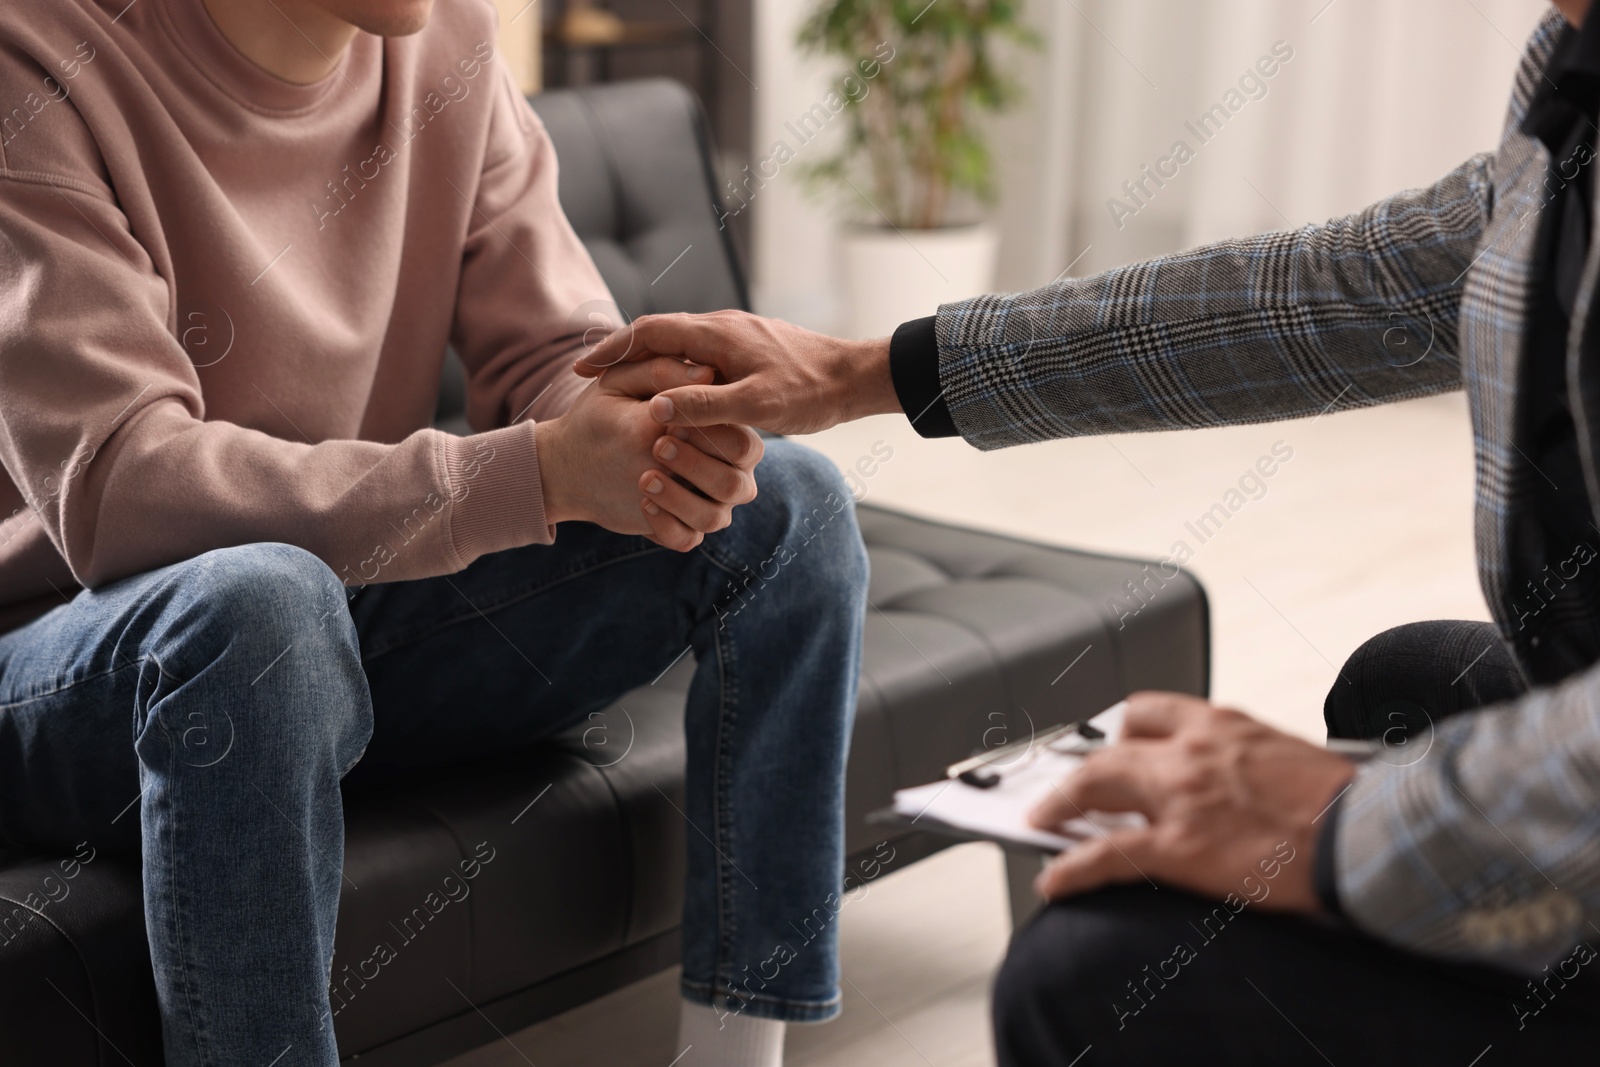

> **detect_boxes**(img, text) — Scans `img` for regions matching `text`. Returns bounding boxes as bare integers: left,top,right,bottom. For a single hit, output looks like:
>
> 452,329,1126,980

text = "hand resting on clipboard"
870,700,1380,855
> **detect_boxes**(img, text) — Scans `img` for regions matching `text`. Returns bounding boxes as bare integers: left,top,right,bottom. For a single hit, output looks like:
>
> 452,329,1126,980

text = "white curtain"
752,0,1553,321
1027,0,1549,287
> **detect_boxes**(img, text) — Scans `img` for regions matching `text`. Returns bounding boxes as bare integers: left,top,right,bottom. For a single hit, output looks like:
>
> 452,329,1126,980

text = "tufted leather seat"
0,80,1208,1065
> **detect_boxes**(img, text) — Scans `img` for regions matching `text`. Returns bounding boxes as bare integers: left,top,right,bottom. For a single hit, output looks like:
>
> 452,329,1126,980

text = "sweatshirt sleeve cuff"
890,316,960,438
441,420,555,569
1314,784,1349,919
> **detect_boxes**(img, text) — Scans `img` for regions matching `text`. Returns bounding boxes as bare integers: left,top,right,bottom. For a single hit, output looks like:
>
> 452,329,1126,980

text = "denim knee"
737,439,870,595
142,543,372,772
171,542,355,651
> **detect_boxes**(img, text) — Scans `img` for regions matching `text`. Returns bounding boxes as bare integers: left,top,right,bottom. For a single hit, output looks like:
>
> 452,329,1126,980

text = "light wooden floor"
444,393,1486,1067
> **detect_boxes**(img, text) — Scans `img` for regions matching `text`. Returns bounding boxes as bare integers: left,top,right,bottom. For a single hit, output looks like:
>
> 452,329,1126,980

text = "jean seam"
148,694,212,1065
0,659,138,710
358,542,665,661
709,602,740,1004
693,539,753,593
692,540,768,639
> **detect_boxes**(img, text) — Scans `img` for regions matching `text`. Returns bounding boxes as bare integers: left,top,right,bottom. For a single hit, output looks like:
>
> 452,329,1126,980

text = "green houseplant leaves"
797,0,1038,231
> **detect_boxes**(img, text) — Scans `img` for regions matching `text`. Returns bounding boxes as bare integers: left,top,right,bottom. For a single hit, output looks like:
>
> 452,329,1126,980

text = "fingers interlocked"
598,356,764,552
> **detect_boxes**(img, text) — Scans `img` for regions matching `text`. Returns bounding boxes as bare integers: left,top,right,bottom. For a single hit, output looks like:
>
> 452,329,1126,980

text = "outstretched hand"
574,310,902,436
1028,692,1356,912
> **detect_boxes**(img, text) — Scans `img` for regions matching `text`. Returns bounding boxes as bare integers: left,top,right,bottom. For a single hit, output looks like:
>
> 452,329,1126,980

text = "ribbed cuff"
1313,784,1349,918
441,420,554,569
890,315,959,438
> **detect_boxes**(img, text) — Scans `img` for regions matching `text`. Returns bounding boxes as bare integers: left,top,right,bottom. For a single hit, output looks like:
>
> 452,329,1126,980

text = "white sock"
675,999,785,1067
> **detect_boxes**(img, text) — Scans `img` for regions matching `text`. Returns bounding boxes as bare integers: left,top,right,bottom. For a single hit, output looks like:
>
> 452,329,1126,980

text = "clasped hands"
541,309,890,552
536,355,761,552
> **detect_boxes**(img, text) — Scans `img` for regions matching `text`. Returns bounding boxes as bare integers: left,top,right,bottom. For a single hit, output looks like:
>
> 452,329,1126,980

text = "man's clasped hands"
533,349,762,553
534,309,902,552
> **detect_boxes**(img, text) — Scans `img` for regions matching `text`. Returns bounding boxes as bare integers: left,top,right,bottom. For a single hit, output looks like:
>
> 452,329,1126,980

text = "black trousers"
994,621,1600,1066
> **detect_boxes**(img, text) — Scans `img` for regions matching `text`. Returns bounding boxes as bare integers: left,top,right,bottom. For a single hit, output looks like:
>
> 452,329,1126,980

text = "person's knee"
176,542,353,650
144,543,371,768
1323,623,1439,741
1324,630,1385,740
731,441,869,594
195,541,340,599
993,905,1110,1066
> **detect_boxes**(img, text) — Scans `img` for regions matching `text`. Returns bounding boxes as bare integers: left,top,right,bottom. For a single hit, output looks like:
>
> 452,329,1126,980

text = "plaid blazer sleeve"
1336,667,1600,973
933,154,1494,449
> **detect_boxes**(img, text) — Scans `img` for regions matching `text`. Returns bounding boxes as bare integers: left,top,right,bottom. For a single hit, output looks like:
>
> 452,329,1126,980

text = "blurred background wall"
740,0,1553,740
751,0,1548,327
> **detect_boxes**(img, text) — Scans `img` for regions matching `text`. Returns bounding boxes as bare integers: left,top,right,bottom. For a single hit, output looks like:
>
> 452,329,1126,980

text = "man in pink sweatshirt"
0,2,867,1065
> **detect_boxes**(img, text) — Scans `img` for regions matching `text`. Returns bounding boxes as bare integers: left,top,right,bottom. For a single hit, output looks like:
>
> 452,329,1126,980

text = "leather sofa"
0,80,1209,1065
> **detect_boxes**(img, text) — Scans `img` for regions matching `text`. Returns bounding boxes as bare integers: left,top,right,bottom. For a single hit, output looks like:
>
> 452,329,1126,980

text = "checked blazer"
933,10,1599,973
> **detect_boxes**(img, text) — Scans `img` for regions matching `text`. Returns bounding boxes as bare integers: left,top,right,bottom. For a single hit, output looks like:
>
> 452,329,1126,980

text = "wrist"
534,417,576,526
840,336,900,421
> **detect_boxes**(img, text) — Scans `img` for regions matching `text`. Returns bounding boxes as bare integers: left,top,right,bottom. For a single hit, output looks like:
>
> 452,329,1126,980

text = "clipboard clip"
946,719,1108,789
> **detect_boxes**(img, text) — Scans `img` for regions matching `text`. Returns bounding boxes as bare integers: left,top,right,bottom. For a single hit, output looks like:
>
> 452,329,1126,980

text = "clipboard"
867,702,1145,855
867,701,1385,854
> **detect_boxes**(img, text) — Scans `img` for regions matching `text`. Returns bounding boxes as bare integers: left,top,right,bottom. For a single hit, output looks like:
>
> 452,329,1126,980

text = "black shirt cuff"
1313,784,1349,919
889,316,959,438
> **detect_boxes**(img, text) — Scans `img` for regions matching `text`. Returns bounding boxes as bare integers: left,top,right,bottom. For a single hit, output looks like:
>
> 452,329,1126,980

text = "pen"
948,723,1384,790
1324,738,1384,761
946,720,1104,788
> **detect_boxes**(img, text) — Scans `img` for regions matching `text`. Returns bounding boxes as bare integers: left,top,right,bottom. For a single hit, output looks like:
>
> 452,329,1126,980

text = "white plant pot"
839,222,1000,340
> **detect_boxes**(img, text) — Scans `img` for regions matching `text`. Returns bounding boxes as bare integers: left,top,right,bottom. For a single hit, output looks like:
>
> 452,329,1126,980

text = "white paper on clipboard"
889,701,1146,854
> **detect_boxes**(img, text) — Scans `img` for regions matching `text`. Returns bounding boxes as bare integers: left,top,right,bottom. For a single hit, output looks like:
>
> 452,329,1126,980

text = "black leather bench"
0,79,1209,1066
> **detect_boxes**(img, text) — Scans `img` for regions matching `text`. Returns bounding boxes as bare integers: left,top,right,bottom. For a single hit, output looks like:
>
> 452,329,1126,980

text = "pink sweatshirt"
0,0,615,633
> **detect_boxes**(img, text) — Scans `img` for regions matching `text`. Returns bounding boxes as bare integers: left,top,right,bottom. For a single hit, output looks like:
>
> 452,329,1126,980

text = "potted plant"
798,0,1036,338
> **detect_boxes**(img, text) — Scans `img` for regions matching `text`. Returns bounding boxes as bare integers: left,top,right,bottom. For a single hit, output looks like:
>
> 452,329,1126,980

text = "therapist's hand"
574,310,902,435
1028,692,1356,912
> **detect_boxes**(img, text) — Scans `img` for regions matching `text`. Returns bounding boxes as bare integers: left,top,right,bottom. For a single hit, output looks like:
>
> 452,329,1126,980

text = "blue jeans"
0,440,866,1066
